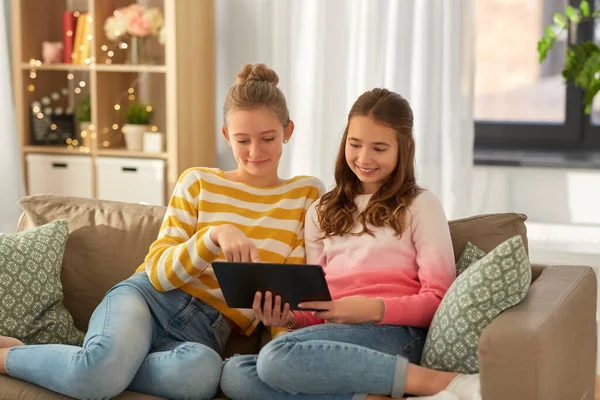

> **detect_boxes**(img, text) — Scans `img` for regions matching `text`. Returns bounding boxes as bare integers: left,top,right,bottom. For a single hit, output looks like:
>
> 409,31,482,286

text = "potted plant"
123,101,152,151
538,0,600,113
75,96,91,147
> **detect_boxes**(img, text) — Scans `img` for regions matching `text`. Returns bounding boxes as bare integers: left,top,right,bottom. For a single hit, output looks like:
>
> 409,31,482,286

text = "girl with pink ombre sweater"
221,89,481,400
293,190,455,330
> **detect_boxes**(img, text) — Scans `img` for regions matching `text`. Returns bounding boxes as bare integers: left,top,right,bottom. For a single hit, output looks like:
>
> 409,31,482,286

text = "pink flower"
128,15,151,37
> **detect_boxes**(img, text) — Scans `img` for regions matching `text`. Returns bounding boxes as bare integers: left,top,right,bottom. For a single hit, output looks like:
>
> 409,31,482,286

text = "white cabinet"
96,157,165,206
26,154,93,198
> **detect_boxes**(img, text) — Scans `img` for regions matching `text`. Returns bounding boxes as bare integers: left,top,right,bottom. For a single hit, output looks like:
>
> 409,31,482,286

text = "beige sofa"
0,194,596,400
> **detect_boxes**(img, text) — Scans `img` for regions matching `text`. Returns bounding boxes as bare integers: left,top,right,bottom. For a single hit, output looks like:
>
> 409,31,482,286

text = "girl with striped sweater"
221,89,481,400
0,63,324,400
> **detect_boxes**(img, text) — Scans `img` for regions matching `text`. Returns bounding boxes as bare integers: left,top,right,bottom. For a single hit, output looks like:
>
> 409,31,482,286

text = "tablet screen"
212,262,332,310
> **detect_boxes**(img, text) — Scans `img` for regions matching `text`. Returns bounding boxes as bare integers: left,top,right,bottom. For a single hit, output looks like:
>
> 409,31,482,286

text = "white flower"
104,14,128,41
125,4,145,19
143,7,164,36
158,25,166,45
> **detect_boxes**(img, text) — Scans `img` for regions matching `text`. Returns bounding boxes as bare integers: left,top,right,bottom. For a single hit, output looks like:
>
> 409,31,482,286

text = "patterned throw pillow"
421,235,531,373
0,220,84,345
455,242,486,276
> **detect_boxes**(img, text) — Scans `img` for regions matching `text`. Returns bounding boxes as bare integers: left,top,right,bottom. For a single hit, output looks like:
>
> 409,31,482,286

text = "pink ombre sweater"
294,191,456,329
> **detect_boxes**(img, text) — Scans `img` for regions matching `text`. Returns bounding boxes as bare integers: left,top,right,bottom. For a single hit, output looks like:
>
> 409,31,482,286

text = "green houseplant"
75,96,91,123
123,102,153,151
538,0,600,113
74,96,92,147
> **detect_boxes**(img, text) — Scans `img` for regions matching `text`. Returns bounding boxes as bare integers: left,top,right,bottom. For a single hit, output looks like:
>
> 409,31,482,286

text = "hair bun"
236,63,279,86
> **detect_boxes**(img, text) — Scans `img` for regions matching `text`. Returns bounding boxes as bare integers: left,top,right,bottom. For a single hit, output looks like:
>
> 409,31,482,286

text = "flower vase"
127,36,148,65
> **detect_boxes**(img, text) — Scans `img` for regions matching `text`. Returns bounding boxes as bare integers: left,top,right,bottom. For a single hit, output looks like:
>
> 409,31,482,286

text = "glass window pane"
474,0,567,123
592,96,600,124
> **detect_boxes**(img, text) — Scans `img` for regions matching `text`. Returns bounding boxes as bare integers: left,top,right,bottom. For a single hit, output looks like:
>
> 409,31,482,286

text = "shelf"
23,145,90,155
14,0,216,203
97,148,168,160
21,63,167,73
95,64,167,73
21,63,91,71
23,145,168,160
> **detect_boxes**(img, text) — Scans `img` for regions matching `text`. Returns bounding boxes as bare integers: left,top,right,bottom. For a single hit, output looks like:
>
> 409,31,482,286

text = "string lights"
27,59,89,152
99,32,130,65
104,79,140,148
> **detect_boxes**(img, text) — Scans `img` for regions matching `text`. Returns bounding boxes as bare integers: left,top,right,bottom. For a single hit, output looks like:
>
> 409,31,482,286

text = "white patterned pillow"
421,235,531,373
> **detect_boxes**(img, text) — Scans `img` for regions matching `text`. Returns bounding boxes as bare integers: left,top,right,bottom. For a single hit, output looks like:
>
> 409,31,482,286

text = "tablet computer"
212,262,331,310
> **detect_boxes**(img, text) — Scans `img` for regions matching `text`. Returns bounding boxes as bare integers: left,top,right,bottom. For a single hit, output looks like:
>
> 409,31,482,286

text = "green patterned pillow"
455,242,486,276
421,235,531,373
0,220,84,345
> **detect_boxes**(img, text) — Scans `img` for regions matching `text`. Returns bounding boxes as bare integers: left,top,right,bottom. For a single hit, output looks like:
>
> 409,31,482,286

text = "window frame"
474,0,594,154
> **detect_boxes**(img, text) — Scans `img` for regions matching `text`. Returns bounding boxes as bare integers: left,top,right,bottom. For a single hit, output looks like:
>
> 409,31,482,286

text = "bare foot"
0,336,23,348
0,348,9,375
0,337,24,375
405,364,459,396
440,372,459,390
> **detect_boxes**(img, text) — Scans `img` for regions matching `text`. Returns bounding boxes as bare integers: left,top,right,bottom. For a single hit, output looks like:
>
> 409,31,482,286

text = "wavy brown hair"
317,88,422,238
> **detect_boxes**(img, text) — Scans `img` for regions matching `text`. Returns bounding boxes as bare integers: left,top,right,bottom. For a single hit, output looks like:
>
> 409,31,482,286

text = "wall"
472,164,600,287
472,165,600,225
0,0,24,234
3,0,9,47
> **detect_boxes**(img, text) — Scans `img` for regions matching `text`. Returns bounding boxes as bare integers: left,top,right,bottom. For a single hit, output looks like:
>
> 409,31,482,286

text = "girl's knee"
60,347,142,398
193,357,223,400
221,354,247,380
256,338,295,388
220,355,258,400
165,343,224,400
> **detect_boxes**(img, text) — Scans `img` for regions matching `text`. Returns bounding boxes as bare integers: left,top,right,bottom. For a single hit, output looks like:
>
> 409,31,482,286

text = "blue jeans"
221,323,426,400
4,272,231,400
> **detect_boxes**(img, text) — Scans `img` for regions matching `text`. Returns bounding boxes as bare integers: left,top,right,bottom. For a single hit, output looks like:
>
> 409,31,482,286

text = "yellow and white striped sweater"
136,167,325,336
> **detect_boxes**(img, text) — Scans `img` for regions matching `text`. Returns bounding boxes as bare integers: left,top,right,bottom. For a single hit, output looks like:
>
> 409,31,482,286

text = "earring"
284,139,289,144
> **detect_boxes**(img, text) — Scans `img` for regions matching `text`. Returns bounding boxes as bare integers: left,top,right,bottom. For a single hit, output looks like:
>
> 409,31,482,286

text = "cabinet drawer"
96,157,165,206
26,154,93,198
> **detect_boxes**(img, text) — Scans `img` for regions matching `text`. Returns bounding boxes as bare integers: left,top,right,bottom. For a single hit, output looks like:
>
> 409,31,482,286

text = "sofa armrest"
478,265,597,400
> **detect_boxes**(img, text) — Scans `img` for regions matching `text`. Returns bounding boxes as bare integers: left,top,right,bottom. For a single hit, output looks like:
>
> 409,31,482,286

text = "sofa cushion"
421,235,532,373
0,375,165,399
0,220,84,345
448,213,528,262
18,195,166,331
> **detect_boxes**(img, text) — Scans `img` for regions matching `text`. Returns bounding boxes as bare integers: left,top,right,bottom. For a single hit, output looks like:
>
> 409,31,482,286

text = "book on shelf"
62,11,77,63
70,13,91,65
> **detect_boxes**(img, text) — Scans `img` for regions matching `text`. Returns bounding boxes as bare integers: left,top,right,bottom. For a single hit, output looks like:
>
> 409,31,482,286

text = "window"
474,0,600,154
